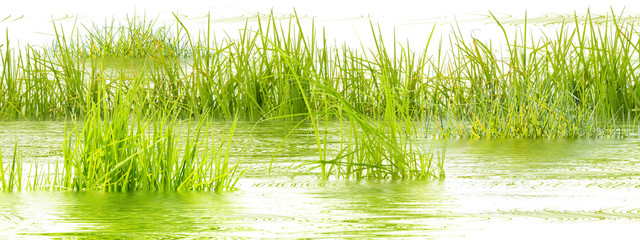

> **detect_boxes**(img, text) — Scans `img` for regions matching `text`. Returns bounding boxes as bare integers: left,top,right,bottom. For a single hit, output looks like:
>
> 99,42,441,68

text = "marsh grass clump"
312,115,446,180
61,14,189,58
268,25,445,179
0,139,23,191
427,11,639,138
1,97,244,192
61,95,244,191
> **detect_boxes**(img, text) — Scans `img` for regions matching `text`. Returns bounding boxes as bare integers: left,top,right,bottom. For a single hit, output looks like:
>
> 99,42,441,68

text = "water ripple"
494,207,640,221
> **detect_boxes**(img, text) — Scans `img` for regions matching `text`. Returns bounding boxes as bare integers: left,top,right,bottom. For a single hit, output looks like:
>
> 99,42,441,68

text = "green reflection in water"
1,123,639,238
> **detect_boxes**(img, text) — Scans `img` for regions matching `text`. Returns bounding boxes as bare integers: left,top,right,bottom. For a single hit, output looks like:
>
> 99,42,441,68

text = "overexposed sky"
2,0,639,46
4,0,637,18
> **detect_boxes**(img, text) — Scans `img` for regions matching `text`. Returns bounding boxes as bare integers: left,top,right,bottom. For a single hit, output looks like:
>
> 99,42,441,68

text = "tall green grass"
0,139,23,191
432,11,637,138
62,103,244,191
3,10,640,185
1,11,637,138
1,95,244,192
255,16,444,179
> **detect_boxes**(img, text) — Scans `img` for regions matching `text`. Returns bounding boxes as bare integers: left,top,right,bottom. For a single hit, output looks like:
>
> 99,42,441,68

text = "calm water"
1,121,639,239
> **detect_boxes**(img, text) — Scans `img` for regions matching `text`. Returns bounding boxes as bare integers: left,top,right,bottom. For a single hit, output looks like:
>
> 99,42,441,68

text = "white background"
1,0,639,47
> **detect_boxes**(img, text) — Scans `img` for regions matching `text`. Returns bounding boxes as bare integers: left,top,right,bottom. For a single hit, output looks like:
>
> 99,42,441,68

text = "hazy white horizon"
2,0,639,48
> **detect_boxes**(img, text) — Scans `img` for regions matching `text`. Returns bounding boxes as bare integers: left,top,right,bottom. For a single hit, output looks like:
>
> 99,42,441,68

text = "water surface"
1,122,639,238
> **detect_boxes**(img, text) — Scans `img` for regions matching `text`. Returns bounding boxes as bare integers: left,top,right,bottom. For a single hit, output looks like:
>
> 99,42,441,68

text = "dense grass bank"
1,12,639,138
2,12,640,138
2,10,640,190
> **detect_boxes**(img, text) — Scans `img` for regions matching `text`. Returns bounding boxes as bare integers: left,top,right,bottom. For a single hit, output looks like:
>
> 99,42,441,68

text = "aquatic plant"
61,91,244,191
0,97,244,192
257,15,444,179
67,13,188,58
431,11,638,138
0,139,22,191
2,11,637,138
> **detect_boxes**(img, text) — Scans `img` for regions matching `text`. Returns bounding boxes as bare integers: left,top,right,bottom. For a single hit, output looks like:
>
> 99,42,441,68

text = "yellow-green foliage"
1,11,638,138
